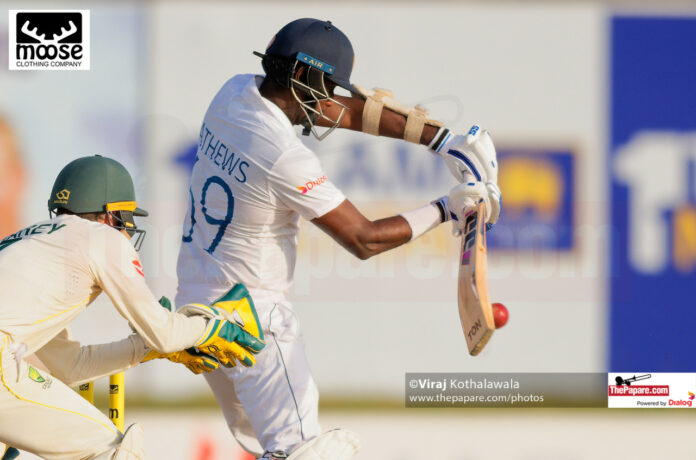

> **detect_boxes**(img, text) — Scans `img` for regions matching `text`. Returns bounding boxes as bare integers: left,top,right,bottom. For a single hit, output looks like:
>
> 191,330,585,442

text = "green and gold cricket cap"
48,155,148,217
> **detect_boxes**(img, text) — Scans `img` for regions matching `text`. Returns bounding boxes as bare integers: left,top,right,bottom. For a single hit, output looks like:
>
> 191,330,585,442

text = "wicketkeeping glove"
142,347,220,374
179,302,265,368
140,297,220,374
208,283,264,342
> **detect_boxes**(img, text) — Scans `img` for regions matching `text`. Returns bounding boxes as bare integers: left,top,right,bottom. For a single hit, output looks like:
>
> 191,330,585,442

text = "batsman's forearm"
320,95,440,146
359,215,414,258
315,213,412,260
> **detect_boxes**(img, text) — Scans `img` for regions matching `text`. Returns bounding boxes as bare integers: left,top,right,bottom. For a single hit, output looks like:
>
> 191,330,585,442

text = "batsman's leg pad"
286,429,359,460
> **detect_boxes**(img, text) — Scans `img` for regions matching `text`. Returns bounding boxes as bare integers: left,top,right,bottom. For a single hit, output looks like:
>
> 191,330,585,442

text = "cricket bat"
457,201,495,356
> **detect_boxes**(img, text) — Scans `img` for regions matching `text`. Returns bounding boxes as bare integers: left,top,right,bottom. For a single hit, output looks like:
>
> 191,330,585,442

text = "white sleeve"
269,147,346,220
88,227,207,354
34,328,149,387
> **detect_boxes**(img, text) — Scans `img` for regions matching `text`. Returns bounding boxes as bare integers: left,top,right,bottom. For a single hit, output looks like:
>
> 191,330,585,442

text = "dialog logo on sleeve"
8,10,90,70
296,175,328,194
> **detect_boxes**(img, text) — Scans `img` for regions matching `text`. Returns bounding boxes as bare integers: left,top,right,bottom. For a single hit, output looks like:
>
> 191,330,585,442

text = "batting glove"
448,181,502,235
433,125,498,184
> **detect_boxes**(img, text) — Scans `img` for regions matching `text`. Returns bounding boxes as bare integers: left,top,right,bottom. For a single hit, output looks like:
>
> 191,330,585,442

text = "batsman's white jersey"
175,74,346,456
0,214,207,459
176,74,345,305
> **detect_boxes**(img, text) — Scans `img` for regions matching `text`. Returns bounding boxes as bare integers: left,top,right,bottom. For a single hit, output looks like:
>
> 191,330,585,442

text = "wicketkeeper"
0,155,264,459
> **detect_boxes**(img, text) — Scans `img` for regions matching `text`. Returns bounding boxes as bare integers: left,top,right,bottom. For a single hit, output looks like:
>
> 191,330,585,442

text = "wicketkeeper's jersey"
175,74,345,305
0,214,206,355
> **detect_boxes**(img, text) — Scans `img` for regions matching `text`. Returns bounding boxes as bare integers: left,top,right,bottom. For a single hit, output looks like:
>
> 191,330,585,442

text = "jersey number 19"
182,175,234,255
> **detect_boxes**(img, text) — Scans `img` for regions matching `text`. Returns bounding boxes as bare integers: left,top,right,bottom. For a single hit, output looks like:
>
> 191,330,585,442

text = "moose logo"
8,10,90,70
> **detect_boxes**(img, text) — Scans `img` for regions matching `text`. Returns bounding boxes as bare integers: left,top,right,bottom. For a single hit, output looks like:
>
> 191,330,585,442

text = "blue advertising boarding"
610,16,696,370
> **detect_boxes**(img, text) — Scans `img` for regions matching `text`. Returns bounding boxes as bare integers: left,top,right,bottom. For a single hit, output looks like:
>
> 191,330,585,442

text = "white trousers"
0,335,122,459
204,301,320,457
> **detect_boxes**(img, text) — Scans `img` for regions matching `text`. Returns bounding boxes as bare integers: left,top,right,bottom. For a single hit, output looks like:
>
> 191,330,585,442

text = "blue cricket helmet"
256,18,357,94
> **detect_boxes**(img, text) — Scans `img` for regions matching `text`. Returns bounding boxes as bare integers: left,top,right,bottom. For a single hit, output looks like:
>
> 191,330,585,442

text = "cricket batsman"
0,155,264,459
175,18,502,459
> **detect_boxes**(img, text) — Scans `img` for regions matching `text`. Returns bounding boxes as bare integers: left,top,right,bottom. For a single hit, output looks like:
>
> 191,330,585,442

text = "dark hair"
257,53,299,89
55,208,105,222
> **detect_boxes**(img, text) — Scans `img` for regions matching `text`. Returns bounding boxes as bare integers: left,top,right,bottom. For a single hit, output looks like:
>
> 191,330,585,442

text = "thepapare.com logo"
8,10,90,70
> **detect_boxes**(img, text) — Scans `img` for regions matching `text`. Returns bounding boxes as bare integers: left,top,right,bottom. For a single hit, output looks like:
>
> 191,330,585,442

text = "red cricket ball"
492,302,509,328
